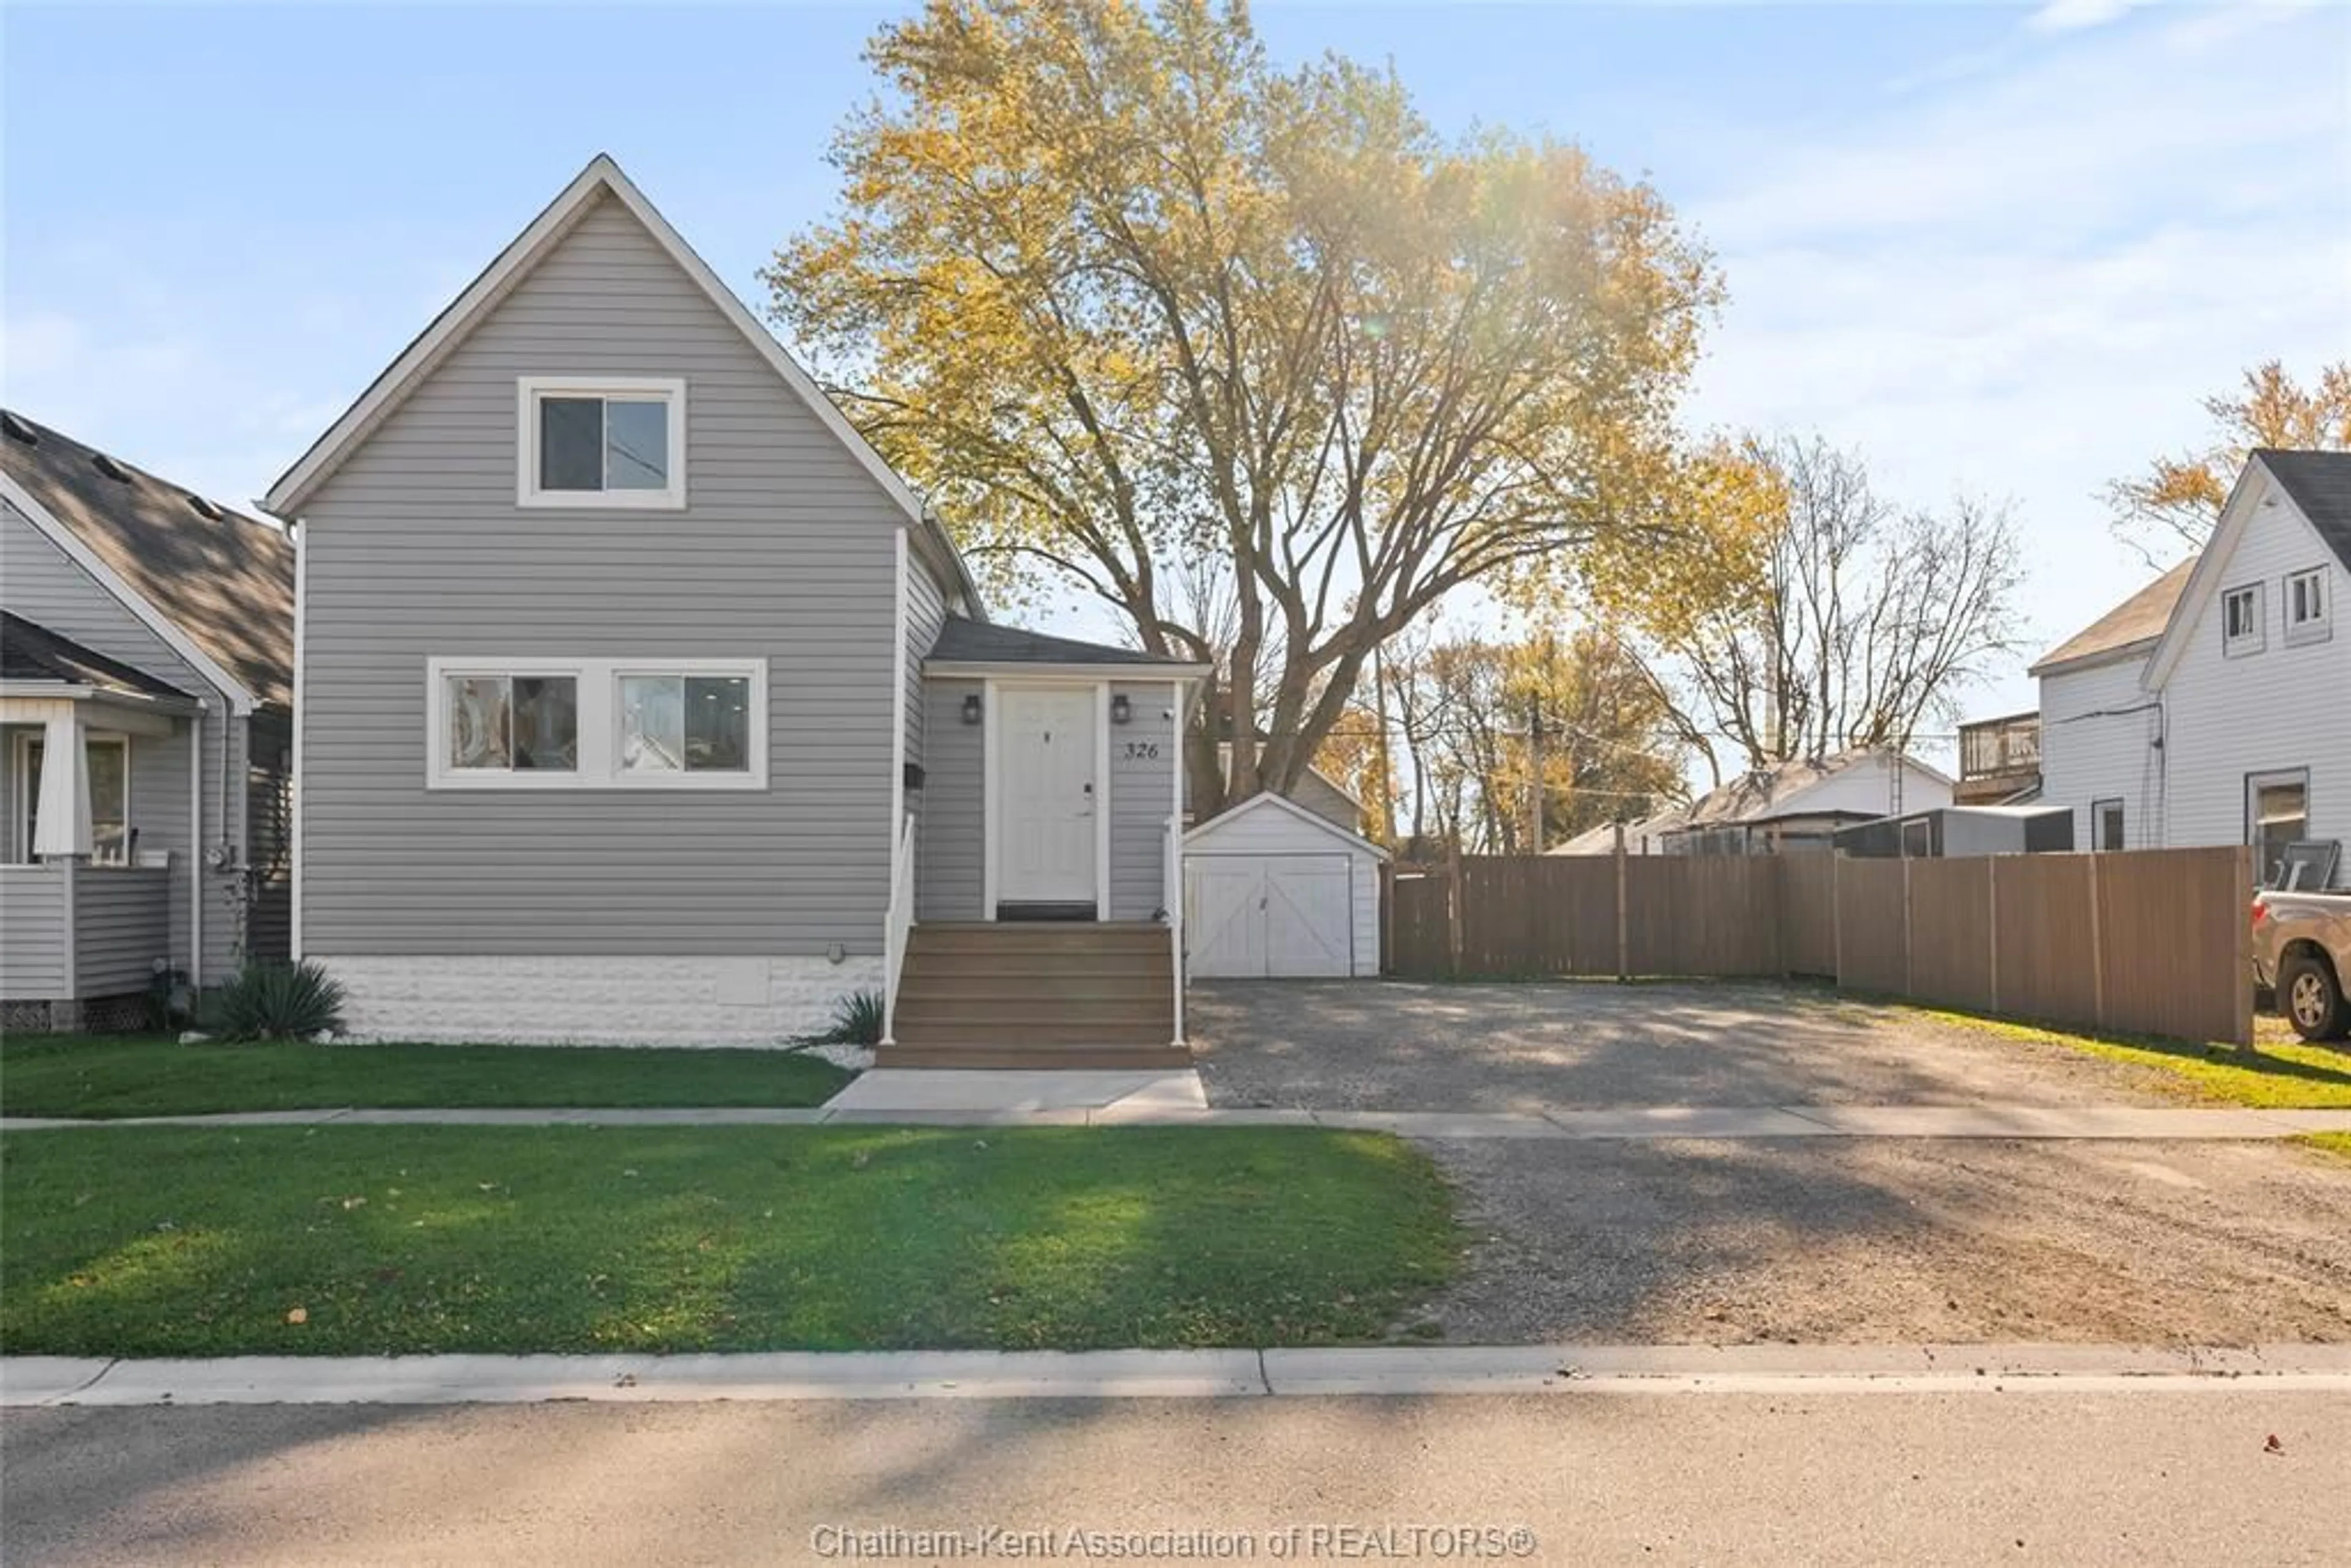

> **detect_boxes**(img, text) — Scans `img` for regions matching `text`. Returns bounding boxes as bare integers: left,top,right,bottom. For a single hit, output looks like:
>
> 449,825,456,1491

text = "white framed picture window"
426,657,764,790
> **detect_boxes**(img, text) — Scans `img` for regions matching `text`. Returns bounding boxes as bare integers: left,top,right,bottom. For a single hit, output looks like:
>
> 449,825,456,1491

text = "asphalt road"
6,1390,2344,1566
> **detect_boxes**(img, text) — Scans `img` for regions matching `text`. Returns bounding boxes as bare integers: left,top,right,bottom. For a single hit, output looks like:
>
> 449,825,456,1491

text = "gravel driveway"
1191,978,2188,1111
1422,1135,2351,1345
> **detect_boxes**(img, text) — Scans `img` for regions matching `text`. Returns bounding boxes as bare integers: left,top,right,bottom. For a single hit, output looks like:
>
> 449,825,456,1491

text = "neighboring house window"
2221,583,2264,655
2092,798,2124,852
2285,568,2330,645
516,377,686,509
13,732,130,864
2247,769,2309,888
1899,819,1932,858
426,658,765,789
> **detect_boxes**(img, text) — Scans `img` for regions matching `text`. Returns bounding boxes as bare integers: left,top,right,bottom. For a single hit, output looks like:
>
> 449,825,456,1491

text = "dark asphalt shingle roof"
1,611,193,701
2,411,294,708
2256,448,2351,572
927,617,1195,667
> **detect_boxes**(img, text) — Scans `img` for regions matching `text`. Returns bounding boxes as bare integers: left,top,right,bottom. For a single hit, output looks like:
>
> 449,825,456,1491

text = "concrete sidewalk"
6,1103,2350,1138
7,1343,2349,1407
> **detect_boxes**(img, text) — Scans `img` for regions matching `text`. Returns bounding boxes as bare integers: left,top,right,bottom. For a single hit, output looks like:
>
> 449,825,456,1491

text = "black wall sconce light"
961,692,983,725
1110,693,1132,726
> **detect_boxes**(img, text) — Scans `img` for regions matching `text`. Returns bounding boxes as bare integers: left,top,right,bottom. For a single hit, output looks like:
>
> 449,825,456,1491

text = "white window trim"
2221,580,2265,656
516,376,688,510
2284,566,2331,647
12,729,132,864
2090,797,2124,853
425,657,766,791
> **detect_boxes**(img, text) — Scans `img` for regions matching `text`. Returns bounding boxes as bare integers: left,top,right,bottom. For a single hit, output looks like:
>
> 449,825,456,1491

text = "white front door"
997,685,1098,907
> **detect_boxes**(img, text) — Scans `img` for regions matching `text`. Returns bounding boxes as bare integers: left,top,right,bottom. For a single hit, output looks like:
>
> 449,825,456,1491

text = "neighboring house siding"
1290,768,1362,833
1109,680,1179,921
1,498,238,982
1777,760,1949,821
0,866,68,996
74,867,171,996
2156,498,2351,868
296,192,904,957
2037,655,2161,851
918,678,983,921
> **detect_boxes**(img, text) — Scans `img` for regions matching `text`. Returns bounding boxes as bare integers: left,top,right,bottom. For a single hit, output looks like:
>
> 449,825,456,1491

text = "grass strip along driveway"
0,1126,1458,1356
1903,1008,2351,1109
0,1036,850,1118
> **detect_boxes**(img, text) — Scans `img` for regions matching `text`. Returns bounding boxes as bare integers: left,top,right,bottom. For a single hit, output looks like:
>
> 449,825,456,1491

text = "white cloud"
2025,0,2147,34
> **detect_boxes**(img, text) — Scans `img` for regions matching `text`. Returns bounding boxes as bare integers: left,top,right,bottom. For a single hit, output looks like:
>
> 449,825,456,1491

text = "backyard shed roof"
1186,790,1390,858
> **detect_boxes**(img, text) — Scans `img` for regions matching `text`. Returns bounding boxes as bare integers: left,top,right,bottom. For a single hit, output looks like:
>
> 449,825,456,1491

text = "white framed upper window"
2285,567,2330,646
426,657,763,790
516,377,686,509
2221,582,2264,656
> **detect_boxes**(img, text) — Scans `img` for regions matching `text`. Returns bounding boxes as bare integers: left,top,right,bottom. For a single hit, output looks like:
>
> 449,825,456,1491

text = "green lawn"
0,1125,1460,1354
0,1035,851,1118
1903,1007,2351,1109
2302,1132,2351,1163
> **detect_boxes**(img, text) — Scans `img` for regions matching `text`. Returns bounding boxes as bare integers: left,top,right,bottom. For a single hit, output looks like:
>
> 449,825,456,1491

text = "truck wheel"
2279,951,2351,1042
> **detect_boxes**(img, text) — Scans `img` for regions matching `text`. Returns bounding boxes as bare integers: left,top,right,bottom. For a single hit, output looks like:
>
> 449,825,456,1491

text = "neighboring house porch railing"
0,861,173,1018
881,812,917,1046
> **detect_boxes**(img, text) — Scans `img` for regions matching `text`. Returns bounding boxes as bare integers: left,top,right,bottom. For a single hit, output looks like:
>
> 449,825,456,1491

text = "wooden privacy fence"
1381,846,2254,1046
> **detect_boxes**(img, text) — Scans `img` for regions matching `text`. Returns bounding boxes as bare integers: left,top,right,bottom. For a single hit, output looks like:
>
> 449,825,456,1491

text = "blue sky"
7,1,2348,733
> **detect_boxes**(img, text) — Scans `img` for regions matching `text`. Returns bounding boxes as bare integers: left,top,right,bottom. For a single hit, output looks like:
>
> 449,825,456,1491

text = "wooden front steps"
879,921,1187,1070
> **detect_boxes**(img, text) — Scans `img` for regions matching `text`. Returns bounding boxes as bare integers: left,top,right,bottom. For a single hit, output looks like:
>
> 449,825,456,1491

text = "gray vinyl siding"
1109,680,1179,920
913,675,1180,923
1292,768,1363,833
73,866,172,996
1,499,238,983
903,554,948,806
0,866,68,996
918,678,983,920
297,191,905,957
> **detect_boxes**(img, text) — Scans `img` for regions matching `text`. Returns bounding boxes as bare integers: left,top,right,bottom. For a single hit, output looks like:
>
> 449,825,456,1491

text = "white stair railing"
882,812,917,1046
1164,812,1185,1046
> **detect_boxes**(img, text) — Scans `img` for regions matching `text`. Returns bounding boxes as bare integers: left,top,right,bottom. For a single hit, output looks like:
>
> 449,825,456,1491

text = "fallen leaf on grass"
285,1307,309,1326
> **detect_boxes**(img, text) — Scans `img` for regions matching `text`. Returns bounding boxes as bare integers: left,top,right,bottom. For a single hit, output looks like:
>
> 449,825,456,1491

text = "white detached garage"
1184,792,1387,978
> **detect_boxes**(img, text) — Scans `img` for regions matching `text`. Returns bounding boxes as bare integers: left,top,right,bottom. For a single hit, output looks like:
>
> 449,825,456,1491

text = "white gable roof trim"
2142,454,2307,691
261,156,979,610
1186,789,1392,860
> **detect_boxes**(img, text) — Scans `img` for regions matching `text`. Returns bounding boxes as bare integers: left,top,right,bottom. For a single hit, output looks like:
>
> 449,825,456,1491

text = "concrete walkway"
6,1343,2348,1406
6,1103,2350,1137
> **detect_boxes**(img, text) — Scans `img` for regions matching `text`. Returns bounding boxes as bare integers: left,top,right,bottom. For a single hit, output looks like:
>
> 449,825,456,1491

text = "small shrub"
822,989,885,1046
201,960,347,1042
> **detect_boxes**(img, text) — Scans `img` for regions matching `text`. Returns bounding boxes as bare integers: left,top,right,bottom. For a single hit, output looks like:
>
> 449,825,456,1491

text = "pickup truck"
2251,890,2351,1041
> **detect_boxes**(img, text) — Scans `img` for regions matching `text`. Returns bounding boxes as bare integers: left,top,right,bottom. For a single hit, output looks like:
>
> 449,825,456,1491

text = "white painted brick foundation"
319,955,885,1048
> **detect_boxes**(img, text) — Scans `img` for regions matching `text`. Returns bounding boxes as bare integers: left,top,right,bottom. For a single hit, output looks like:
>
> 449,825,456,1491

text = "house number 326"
1123,741,1161,760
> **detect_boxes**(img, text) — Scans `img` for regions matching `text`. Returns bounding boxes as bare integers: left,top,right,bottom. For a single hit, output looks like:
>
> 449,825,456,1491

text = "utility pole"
1526,689,1545,855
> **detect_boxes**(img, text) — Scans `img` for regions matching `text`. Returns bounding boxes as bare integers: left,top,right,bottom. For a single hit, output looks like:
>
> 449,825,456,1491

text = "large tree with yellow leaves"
766,0,1728,813
2107,360,2351,566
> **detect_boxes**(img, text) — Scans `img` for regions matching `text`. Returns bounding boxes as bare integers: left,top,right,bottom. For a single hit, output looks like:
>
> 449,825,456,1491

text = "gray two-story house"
265,156,1204,1064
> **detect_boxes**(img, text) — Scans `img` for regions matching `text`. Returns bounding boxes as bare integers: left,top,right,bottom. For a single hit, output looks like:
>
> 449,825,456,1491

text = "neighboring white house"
2029,561,2192,855
1548,748,1951,857
2033,449,2350,887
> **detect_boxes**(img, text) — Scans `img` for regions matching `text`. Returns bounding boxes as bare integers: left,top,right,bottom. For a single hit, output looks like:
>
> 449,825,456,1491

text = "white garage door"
1187,854,1353,978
